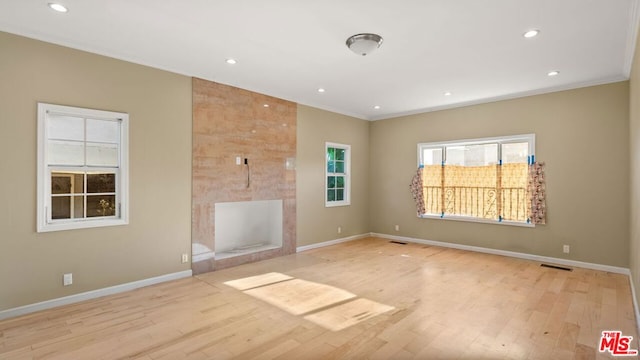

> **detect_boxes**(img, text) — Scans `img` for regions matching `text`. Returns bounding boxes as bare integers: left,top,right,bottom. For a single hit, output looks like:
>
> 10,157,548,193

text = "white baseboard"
630,274,640,335
0,270,193,321
371,232,630,275
297,233,370,252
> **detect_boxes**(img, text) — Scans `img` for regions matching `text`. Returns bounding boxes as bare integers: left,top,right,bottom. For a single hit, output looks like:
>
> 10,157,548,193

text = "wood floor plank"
0,237,637,359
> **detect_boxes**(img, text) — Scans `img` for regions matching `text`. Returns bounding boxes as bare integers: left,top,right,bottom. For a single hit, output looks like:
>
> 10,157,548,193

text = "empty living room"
2,1,640,359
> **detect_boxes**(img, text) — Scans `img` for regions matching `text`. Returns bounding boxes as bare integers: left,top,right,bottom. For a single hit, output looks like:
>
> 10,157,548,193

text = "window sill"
325,201,351,208
37,218,128,232
419,214,534,228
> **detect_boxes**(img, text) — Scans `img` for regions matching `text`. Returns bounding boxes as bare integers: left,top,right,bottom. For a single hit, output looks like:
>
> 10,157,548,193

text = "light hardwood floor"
0,237,638,359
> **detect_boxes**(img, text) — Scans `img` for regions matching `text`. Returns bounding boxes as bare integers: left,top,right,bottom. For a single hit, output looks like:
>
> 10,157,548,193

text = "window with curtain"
416,134,535,225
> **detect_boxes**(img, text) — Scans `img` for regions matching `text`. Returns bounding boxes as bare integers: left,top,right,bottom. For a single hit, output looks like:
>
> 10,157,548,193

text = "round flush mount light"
225,58,237,65
346,33,383,56
523,29,539,38
263,104,269,108
547,70,560,77
317,88,326,93
373,105,381,110
48,3,68,12
444,92,452,96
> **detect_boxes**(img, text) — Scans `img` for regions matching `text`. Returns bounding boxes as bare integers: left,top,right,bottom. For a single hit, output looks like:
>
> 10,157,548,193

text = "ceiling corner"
623,0,640,76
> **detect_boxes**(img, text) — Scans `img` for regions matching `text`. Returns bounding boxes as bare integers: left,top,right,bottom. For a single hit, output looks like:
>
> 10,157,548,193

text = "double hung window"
325,142,351,207
37,103,129,232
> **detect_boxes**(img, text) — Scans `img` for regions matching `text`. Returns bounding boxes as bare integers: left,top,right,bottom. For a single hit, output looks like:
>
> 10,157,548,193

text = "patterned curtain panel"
527,162,546,224
409,168,426,215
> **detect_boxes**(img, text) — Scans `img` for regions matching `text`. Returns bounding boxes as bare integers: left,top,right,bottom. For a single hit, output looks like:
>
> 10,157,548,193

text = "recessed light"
547,70,560,77
48,3,68,12
225,58,237,65
523,29,539,38
263,104,269,108
374,105,381,110
317,88,326,93
444,92,452,96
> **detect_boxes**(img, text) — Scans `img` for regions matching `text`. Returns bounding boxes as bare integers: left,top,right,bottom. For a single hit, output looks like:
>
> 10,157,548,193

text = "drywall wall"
0,32,192,311
370,82,630,267
296,105,370,246
630,24,640,310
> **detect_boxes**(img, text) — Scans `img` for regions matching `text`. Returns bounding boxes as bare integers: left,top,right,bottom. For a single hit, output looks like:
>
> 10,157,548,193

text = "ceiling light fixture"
48,3,68,12
263,104,269,108
317,88,326,93
374,105,381,110
523,29,539,38
444,92,452,96
346,33,383,56
225,58,237,65
547,70,560,77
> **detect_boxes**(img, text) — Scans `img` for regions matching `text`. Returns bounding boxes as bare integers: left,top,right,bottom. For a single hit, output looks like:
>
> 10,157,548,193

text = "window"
325,142,350,207
417,134,534,225
37,103,129,232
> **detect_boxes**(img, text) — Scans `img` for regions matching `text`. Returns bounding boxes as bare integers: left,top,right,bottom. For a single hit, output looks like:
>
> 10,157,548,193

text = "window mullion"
83,170,88,219
497,160,502,222
440,151,445,217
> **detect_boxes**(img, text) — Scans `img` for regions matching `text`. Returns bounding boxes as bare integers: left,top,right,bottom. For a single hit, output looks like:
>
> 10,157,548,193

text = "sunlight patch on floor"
225,272,395,331
304,298,395,331
245,278,356,315
223,272,293,291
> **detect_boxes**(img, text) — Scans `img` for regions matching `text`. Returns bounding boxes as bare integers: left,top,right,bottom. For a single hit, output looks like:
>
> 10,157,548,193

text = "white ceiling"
0,0,638,120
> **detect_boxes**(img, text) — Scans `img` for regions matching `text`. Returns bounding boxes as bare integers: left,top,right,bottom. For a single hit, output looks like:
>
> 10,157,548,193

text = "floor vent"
389,241,408,245
540,263,573,271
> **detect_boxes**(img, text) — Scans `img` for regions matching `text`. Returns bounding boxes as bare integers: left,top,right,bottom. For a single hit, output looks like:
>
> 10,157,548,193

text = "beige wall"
0,32,192,311
370,82,630,267
296,105,370,246
630,26,640,310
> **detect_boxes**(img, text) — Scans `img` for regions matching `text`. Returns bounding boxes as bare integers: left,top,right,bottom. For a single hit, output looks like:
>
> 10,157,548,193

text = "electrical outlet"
181,253,189,263
63,273,73,286
395,224,400,231
563,245,570,254
337,226,342,234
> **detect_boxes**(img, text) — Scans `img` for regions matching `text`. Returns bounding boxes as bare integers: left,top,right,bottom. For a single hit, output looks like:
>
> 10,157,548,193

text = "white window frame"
417,134,535,227
325,142,351,207
37,103,129,232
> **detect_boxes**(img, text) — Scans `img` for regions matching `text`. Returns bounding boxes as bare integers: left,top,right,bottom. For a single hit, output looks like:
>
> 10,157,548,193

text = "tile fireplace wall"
192,78,297,274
